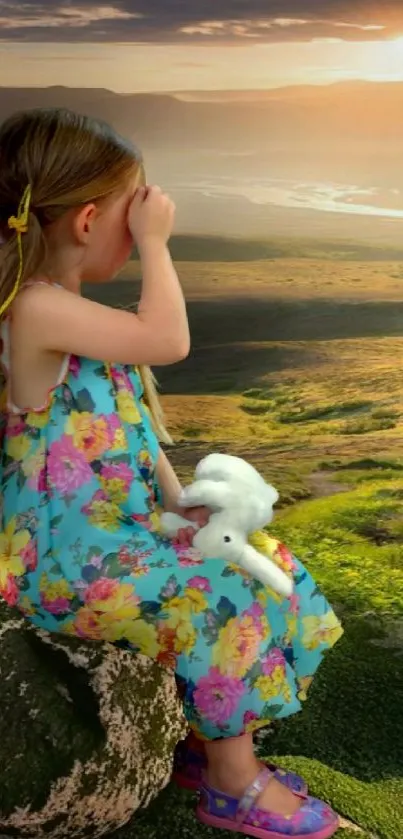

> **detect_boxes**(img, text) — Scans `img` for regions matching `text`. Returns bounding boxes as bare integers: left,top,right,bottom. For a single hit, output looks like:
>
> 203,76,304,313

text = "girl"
0,108,343,839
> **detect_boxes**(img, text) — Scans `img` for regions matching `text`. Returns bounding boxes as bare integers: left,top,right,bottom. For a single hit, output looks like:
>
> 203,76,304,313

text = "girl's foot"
197,765,339,839
173,733,308,796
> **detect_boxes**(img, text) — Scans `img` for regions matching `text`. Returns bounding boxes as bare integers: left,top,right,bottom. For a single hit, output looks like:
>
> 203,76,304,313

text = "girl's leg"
204,733,301,817
173,728,308,796
35,536,341,835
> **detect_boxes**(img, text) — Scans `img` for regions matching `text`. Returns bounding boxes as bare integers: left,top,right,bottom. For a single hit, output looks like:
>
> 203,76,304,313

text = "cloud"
0,0,401,43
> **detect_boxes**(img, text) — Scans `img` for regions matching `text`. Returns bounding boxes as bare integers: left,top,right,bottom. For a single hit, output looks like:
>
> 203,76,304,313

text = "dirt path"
309,470,351,498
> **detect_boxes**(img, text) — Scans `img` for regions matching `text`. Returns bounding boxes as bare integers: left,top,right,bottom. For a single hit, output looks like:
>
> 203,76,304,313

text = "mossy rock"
0,601,186,838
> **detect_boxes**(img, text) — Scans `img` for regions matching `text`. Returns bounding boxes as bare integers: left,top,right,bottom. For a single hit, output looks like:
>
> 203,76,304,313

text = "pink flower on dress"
84,577,119,604
114,367,132,391
194,667,246,726
262,647,286,677
47,434,93,493
173,543,204,567
178,555,204,568
37,468,47,492
69,356,81,378
187,576,212,593
288,593,300,616
101,461,133,489
1,574,19,607
40,594,71,615
106,413,121,436
244,602,265,623
243,710,259,727
21,540,38,572
276,542,297,573
7,418,26,437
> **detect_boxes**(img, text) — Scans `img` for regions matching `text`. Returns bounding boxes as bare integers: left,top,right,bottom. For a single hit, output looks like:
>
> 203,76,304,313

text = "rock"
0,600,186,838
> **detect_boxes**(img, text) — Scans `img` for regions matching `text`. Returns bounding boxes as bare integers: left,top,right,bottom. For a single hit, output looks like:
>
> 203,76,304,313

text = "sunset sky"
1,0,403,92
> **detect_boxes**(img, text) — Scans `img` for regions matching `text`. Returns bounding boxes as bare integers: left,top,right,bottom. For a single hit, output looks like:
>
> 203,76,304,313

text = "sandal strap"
236,766,274,824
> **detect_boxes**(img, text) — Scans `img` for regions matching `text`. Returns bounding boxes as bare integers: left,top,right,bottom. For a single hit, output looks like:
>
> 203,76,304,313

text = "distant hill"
2,83,403,243
1,81,403,152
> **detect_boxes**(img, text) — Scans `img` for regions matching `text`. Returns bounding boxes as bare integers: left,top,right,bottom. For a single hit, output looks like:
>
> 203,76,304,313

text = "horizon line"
1,77,403,95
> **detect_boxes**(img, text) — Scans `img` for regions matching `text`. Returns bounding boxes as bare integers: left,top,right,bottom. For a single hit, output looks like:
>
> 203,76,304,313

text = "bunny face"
193,517,246,562
191,515,293,596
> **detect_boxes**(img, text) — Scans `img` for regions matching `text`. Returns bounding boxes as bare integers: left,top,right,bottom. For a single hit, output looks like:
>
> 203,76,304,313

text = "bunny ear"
240,544,293,597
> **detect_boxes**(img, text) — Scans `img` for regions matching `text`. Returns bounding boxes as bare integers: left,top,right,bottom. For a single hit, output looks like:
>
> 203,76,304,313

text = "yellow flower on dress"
7,433,31,462
110,618,159,657
175,618,197,656
100,476,128,505
255,675,277,701
110,427,127,451
19,595,36,617
0,518,30,586
183,587,208,613
149,509,162,532
168,589,208,616
22,439,45,481
245,717,267,734
255,665,288,701
297,675,314,702
301,612,343,651
165,600,197,655
212,615,264,679
86,497,122,532
66,412,110,462
285,613,298,640
66,609,106,641
116,389,142,424
69,581,141,641
26,411,49,429
39,574,74,603
87,581,140,618
256,588,268,608
249,530,277,558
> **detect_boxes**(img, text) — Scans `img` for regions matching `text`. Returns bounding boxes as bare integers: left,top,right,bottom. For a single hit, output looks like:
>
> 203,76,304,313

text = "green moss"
278,401,372,425
112,470,403,839
341,416,397,435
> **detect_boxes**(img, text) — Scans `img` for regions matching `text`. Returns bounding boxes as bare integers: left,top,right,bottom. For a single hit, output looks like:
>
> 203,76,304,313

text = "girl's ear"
241,543,293,597
72,203,97,244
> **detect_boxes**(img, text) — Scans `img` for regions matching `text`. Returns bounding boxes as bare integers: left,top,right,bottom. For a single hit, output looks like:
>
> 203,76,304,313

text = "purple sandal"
173,734,308,796
196,765,339,839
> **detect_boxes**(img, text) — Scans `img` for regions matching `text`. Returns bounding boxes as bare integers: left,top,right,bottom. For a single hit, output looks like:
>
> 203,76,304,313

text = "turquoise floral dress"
0,322,343,741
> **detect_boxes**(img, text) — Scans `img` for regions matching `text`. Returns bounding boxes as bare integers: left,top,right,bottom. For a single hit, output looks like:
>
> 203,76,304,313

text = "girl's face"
79,178,137,284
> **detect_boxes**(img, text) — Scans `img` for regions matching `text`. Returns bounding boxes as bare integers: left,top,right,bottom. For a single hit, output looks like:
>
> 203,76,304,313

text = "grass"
87,247,403,839
114,478,403,839
131,234,403,264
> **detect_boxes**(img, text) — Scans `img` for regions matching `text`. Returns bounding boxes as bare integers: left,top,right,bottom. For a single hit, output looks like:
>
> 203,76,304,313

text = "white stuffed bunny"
160,454,293,598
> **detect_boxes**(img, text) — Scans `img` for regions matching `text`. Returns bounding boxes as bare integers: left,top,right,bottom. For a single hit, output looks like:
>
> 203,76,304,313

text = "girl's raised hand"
128,185,175,249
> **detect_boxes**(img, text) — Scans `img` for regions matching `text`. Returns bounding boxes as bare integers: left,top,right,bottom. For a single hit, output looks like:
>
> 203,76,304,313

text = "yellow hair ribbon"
0,185,32,318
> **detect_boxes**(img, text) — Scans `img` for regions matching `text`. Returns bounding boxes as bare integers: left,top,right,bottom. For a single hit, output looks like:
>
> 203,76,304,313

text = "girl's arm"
156,447,182,513
156,448,211,527
12,188,190,367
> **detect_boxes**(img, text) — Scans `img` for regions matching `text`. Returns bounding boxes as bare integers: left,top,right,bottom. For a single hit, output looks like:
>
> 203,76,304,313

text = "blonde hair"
0,107,171,443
